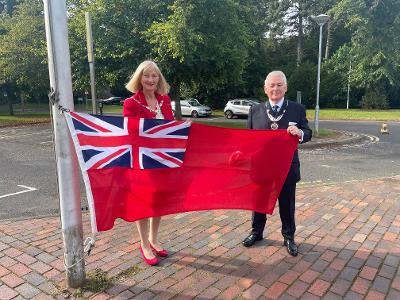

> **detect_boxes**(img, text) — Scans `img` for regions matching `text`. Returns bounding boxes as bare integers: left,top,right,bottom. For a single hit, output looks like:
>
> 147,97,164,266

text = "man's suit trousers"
251,183,296,239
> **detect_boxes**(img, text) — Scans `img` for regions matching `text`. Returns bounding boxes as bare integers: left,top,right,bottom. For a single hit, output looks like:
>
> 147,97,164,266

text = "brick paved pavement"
0,176,399,299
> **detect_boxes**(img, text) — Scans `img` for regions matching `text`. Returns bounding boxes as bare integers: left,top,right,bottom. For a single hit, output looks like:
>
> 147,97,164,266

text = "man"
242,71,312,256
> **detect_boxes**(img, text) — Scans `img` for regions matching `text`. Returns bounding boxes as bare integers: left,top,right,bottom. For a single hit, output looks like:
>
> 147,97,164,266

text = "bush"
360,90,389,109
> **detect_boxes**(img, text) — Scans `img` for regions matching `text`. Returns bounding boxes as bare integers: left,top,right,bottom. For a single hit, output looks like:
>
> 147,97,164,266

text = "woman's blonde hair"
125,60,170,95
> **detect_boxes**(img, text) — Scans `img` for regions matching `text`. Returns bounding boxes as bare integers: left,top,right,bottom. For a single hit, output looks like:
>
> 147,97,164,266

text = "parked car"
171,99,212,118
224,99,260,119
100,96,123,105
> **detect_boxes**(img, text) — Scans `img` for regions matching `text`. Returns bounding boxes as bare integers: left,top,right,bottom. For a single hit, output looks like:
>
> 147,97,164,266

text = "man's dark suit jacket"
247,99,312,184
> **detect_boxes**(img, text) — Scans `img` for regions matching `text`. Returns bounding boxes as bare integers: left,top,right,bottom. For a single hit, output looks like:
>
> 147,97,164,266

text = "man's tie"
272,105,279,116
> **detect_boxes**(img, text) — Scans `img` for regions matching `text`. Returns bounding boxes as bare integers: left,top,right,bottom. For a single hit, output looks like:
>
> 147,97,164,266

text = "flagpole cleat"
380,123,389,134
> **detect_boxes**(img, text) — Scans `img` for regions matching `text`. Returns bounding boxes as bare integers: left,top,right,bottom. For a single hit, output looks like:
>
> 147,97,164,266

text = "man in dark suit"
242,71,312,256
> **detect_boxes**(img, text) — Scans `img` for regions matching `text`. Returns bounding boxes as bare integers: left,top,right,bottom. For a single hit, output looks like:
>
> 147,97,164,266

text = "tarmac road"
0,119,399,220
300,120,400,186
0,124,60,220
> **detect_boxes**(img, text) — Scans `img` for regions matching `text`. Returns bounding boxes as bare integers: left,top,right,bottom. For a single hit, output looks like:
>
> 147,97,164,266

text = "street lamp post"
311,14,329,136
346,56,352,109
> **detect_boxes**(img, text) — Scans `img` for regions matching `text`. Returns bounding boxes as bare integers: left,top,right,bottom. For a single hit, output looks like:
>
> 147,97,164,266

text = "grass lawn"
306,109,400,121
194,120,247,129
0,103,122,127
100,105,124,114
213,108,400,121
312,128,338,138
75,103,124,114
0,113,51,127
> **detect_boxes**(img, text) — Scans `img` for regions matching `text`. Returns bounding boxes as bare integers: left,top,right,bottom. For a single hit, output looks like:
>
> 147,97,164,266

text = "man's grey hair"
265,70,287,85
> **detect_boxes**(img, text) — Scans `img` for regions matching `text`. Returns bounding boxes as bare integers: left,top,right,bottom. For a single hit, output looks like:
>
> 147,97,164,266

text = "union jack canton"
65,112,191,171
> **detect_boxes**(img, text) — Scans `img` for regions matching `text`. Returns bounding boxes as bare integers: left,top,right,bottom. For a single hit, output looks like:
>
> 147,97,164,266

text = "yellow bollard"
380,123,389,134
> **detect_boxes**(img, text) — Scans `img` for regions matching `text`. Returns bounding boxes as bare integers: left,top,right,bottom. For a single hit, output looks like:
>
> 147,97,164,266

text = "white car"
224,99,260,119
171,99,212,118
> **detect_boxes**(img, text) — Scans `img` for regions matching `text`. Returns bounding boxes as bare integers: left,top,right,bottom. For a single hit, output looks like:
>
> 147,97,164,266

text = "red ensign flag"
65,112,298,232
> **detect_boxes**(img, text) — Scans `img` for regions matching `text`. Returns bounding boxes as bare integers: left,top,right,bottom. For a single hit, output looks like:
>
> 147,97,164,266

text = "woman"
123,60,173,266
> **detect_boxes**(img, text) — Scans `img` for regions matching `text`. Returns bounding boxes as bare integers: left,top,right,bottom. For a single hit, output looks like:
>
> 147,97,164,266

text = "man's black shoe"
284,238,298,256
242,233,262,247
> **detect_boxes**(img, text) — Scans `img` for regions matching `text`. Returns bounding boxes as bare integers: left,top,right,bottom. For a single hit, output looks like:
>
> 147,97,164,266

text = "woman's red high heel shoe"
150,243,169,257
139,245,159,266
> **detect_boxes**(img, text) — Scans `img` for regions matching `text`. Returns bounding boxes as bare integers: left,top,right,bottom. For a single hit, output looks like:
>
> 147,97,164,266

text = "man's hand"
287,125,302,138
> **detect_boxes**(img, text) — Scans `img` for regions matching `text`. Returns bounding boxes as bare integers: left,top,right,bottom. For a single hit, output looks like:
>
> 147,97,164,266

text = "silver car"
171,99,212,118
224,99,260,119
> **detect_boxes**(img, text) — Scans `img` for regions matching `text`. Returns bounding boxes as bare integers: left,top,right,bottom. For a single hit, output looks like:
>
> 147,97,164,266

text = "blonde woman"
123,60,173,265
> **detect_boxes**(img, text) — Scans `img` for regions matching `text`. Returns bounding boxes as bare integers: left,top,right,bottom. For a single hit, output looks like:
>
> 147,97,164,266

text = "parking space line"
0,185,38,199
0,131,52,140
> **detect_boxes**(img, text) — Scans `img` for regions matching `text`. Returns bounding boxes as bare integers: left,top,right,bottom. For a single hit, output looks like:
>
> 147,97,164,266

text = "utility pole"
85,12,97,115
43,0,85,288
296,91,302,104
346,56,352,109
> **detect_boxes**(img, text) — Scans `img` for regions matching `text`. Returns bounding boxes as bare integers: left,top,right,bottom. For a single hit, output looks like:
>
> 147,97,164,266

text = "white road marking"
0,185,38,199
321,164,336,168
365,134,379,143
298,180,322,186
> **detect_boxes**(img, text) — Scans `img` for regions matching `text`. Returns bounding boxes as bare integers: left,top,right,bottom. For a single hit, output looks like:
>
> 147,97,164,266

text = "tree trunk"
170,81,182,120
8,100,13,115
20,95,25,112
7,90,13,116
296,14,303,67
4,85,13,116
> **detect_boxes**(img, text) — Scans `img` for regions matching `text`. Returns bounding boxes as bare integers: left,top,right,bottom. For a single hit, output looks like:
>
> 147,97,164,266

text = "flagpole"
43,0,85,287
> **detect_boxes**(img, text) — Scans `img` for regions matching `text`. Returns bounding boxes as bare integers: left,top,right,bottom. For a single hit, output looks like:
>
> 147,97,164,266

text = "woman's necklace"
133,93,164,118
266,101,288,130
152,101,164,119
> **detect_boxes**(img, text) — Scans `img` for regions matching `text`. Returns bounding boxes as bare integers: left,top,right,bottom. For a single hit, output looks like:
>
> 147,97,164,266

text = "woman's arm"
161,95,174,120
123,97,140,117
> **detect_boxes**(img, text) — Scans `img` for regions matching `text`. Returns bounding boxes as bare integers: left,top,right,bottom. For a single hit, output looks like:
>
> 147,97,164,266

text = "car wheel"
225,110,233,119
191,111,199,118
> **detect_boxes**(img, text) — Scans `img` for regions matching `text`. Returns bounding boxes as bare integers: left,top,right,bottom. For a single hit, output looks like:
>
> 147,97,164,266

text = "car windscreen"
249,99,260,104
188,100,202,106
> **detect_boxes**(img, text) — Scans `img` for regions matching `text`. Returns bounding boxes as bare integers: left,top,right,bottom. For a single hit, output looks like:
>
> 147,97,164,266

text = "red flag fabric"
65,112,298,232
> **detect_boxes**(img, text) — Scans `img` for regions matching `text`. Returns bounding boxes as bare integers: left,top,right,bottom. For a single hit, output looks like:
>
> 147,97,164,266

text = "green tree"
0,0,48,111
145,0,254,109
330,0,400,108
286,61,316,108
68,0,172,98
264,0,338,66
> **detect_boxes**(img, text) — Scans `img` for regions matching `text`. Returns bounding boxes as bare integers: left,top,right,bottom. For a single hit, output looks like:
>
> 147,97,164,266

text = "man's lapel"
259,103,269,129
